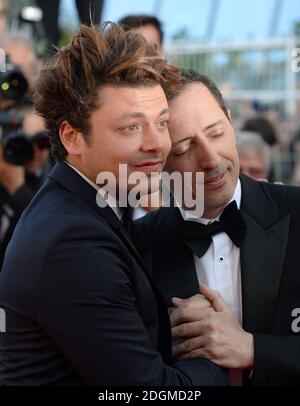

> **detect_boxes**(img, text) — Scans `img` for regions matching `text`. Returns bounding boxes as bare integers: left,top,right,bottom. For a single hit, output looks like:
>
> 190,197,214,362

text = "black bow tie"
182,201,246,258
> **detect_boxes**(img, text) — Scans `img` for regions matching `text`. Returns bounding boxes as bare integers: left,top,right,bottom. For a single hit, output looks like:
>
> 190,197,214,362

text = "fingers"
200,285,226,312
172,293,212,309
172,297,183,307
170,306,212,327
172,335,206,359
172,320,206,340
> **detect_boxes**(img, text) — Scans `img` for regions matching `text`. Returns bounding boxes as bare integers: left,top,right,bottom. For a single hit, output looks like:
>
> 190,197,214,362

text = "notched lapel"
241,209,290,332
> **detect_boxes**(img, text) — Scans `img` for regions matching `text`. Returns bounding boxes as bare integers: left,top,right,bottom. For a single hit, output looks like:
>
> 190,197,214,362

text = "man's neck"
178,179,241,223
202,205,227,220
65,158,96,184
202,180,241,221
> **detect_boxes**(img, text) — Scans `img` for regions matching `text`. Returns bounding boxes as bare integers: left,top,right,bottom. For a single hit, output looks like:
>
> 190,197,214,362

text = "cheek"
164,135,172,155
165,154,194,174
218,138,239,164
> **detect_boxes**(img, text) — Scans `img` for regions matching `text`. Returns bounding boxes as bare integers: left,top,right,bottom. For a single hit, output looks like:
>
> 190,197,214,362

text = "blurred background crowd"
0,0,300,265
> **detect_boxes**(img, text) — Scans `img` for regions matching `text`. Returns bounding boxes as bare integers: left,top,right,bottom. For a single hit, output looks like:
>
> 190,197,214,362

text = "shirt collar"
64,161,123,220
179,178,242,225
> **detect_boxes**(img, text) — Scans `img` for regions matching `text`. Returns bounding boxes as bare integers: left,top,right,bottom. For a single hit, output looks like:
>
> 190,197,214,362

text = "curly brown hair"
34,22,180,161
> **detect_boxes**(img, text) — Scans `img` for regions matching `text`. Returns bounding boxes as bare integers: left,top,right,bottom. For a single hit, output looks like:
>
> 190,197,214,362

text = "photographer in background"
0,108,51,268
0,31,40,99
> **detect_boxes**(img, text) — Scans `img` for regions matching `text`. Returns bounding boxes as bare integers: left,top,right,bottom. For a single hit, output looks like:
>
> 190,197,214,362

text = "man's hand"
171,285,254,369
0,148,25,194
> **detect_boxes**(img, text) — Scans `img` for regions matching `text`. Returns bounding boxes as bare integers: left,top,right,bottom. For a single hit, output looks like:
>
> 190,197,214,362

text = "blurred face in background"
128,24,163,54
23,111,49,174
0,0,7,35
239,152,267,180
166,82,240,219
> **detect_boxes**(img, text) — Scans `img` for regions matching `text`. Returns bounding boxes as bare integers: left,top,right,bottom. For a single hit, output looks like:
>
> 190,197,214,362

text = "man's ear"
227,109,232,122
59,121,82,156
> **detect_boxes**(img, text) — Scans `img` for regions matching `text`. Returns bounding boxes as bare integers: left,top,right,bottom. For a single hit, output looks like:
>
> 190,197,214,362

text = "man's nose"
196,139,221,170
140,127,167,153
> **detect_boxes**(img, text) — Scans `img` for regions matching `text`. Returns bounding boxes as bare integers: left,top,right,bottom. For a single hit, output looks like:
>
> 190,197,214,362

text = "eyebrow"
203,119,224,132
119,108,169,120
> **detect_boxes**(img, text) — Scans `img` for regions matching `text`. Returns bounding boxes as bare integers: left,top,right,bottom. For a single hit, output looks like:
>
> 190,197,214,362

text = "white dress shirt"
179,180,243,385
178,179,243,324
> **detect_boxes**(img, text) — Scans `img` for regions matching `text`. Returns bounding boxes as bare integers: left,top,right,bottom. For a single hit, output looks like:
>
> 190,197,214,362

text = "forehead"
93,85,168,119
168,82,226,137
130,24,161,46
169,82,222,118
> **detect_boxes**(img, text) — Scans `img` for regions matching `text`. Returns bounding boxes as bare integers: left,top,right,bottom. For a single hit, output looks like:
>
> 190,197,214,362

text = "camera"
0,111,50,166
0,58,28,101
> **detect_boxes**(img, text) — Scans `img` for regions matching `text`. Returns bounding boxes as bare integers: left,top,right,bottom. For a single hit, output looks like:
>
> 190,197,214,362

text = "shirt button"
218,256,224,263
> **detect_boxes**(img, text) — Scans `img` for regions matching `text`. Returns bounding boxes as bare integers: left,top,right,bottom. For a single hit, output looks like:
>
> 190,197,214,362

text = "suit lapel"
240,175,290,332
150,206,200,306
48,162,148,272
49,162,172,360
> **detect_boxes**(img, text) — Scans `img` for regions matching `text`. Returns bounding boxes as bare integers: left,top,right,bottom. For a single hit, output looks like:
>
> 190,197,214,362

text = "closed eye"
208,132,225,139
172,139,192,156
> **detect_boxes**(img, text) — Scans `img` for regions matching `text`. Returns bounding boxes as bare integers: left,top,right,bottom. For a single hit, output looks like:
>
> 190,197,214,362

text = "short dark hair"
34,23,179,161
242,117,278,146
169,68,230,121
118,15,164,45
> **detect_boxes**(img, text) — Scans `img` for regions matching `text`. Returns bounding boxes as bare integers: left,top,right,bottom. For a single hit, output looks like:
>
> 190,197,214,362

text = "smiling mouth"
133,160,164,172
204,171,227,189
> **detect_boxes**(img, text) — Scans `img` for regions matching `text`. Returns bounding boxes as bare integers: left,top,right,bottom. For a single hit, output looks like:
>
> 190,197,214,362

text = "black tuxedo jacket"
0,162,226,386
135,174,300,385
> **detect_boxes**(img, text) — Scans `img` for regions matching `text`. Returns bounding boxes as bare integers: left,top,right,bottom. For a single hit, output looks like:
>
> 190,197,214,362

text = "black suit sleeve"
252,334,300,385
6,184,35,215
37,226,227,386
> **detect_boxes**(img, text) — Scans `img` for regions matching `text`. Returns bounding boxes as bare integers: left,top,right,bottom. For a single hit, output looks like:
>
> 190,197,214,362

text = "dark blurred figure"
0,108,52,268
36,0,104,46
242,117,278,147
290,128,300,185
119,14,164,54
